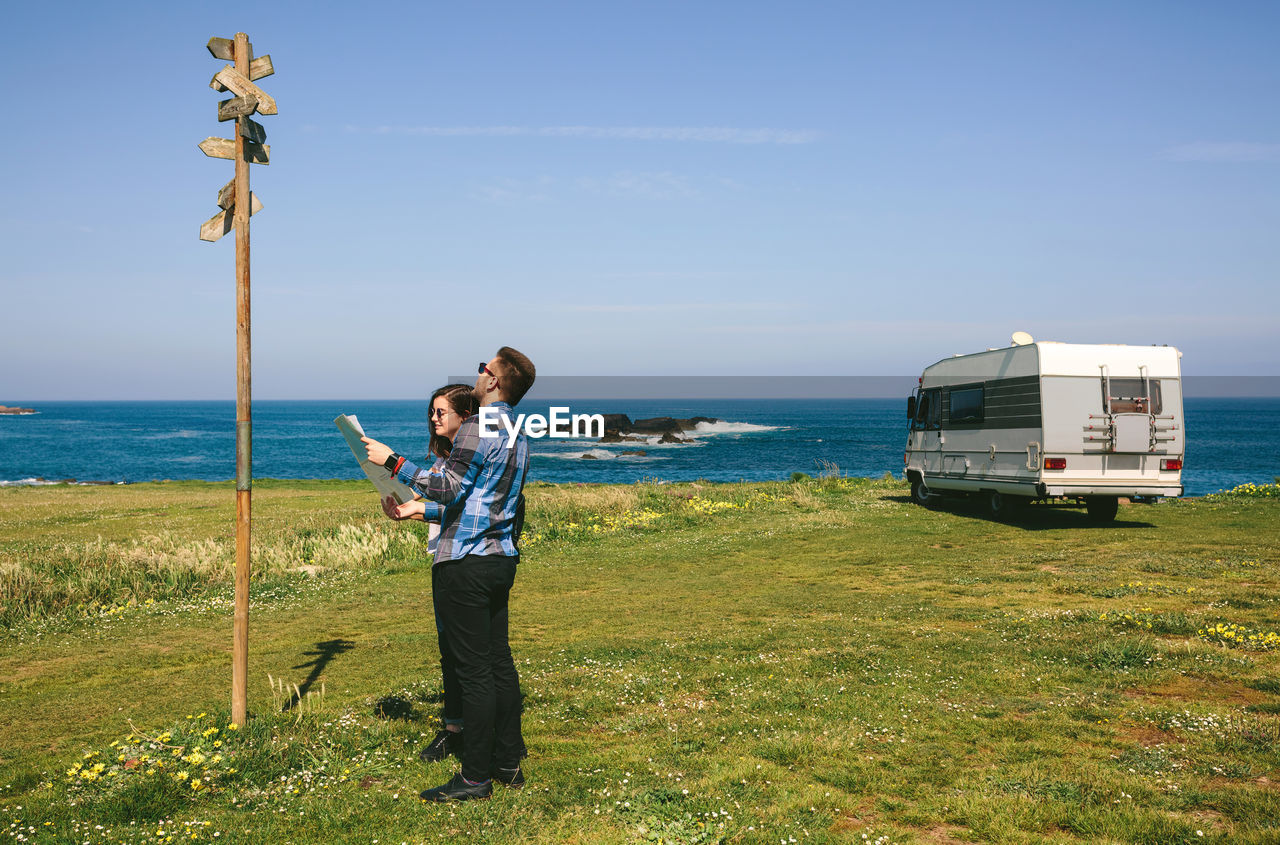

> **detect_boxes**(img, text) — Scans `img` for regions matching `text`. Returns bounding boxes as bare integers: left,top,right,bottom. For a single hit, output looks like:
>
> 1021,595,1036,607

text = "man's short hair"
494,346,536,406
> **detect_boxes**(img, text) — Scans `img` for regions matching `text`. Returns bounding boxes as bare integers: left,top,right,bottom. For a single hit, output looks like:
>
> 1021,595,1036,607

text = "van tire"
1085,496,1119,523
910,479,935,507
987,491,1024,520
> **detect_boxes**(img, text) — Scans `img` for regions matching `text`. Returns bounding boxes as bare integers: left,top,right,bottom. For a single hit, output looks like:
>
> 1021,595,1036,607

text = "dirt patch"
1117,722,1181,747
915,824,971,843
829,799,877,834
1038,564,1062,573
1125,676,1270,708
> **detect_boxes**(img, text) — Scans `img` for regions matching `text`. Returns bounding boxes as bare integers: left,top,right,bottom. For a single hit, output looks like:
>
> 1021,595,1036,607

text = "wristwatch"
383,452,401,472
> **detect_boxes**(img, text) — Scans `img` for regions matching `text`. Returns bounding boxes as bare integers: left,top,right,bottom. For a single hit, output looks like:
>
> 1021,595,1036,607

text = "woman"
380,383,478,763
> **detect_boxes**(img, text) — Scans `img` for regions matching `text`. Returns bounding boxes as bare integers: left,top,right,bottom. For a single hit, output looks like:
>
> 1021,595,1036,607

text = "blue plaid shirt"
394,402,529,563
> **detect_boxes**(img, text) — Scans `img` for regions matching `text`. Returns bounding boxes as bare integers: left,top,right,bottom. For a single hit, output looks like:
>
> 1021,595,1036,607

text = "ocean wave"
537,448,664,462
692,420,781,434
143,429,212,440
0,478,124,487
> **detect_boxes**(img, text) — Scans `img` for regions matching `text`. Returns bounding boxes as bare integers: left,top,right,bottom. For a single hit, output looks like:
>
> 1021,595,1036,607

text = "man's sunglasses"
478,363,499,382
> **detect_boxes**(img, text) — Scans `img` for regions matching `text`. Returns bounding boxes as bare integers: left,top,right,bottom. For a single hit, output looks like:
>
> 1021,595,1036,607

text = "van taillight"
1044,458,1066,470
1161,458,1182,471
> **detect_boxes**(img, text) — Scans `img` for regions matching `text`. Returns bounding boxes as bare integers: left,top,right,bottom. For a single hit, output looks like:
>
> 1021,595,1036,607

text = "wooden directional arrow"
206,37,239,61
218,95,258,122
199,136,270,164
239,117,267,145
210,55,273,88
209,57,275,94
199,193,263,242
210,66,277,114
217,179,236,210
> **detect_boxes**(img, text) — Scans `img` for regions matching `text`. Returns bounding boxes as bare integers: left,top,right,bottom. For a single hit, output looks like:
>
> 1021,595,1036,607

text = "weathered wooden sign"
199,136,270,163
209,66,278,115
199,193,263,242
239,117,267,145
218,95,258,122
197,31,278,728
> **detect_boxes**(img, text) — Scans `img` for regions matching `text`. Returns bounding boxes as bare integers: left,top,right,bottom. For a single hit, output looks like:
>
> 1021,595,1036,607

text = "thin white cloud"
562,302,792,314
579,171,696,200
349,125,819,144
1159,142,1280,162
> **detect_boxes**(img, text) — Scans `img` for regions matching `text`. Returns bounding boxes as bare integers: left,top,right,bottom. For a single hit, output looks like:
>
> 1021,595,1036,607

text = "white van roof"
923,342,1181,381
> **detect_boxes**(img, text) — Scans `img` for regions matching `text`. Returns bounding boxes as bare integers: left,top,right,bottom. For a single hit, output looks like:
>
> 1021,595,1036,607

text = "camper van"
904,335,1184,522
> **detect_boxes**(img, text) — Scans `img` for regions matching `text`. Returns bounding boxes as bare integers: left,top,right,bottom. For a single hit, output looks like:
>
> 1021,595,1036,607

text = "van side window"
912,392,931,430
926,389,941,430
1105,378,1163,415
948,386,984,424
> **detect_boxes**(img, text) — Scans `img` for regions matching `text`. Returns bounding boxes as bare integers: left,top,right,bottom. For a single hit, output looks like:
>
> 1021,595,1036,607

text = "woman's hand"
362,436,393,466
382,495,425,521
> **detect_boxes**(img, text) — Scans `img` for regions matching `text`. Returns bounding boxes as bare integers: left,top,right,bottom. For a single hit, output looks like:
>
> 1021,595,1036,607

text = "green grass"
1,478,1279,843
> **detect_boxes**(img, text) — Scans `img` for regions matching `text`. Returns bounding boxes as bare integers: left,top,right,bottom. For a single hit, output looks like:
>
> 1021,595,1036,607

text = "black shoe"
419,729,463,763
494,764,525,789
420,772,492,802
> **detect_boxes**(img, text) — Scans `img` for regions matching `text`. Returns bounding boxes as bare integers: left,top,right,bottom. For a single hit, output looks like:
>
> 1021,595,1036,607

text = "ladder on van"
1083,365,1177,452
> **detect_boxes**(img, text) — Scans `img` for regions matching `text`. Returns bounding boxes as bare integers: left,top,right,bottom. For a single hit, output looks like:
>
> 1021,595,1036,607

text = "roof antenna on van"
1011,331,1034,346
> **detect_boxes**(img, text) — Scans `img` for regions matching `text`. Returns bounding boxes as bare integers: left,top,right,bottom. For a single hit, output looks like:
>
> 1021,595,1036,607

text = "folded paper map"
334,414,418,505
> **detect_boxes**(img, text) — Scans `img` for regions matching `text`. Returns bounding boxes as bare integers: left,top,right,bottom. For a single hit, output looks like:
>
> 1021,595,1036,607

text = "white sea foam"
692,420,780,434
0,478,64,487
0,478,122,487
539,448,663,462
143,429,209,440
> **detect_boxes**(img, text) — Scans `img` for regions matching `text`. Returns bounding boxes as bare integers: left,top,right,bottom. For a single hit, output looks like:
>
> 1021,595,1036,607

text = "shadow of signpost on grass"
281,638,354,712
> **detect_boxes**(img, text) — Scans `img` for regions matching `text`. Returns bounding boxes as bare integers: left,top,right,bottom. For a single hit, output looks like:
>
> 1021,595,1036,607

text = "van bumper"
1043,483,1184,498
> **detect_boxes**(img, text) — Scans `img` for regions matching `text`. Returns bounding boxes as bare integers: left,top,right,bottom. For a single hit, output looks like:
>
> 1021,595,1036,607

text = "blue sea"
1,399,1277,496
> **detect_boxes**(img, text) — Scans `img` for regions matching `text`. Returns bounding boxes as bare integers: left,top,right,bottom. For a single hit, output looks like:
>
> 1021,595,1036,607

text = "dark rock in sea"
619,450,647,456
658,432,685,444
599,414,632,432
593,413,716,443
580,453,600,460
0,405,36,415
631,417,682,433
679,416,717,430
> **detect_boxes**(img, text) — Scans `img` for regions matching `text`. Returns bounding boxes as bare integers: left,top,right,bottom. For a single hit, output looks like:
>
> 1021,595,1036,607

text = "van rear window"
1106,378,1163,414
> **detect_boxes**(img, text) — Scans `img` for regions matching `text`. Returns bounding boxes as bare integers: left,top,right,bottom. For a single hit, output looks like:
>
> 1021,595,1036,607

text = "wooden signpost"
198,32,277,727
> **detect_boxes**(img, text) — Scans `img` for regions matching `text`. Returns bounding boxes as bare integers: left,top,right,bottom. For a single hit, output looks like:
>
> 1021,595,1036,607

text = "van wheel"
1085,496,1119,523
910,479,935,506
987,491,1024,520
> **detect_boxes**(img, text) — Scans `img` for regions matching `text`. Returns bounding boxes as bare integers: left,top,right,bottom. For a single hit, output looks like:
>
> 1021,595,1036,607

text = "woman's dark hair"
429,383,480,459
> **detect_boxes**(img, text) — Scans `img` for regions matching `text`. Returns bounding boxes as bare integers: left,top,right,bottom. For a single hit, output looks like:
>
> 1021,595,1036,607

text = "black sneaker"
419,729,463,763
420,772,491,802
494,764,525,789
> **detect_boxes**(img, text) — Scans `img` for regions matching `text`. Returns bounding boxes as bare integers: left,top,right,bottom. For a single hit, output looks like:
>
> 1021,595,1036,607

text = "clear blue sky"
3,0,1277,399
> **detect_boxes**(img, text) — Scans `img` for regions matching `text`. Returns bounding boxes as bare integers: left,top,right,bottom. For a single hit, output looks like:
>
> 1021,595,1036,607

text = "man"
363,346,535,801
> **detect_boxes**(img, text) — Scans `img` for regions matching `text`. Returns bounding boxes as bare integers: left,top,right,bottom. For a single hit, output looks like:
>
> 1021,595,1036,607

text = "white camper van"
904,335,1185,522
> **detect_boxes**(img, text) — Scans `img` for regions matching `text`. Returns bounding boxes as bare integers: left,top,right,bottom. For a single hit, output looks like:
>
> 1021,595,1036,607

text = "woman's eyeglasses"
429,408,455,419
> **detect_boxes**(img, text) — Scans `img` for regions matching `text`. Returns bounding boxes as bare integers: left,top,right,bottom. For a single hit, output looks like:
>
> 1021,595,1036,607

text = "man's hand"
382,495,426,521
362,436,393,467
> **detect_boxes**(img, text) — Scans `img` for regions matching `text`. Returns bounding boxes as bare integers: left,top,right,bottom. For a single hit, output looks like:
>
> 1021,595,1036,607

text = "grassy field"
1,477,1278,844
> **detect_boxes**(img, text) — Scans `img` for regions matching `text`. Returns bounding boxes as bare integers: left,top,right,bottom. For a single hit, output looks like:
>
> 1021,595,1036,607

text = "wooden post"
231,30,252,728
199,31,275,725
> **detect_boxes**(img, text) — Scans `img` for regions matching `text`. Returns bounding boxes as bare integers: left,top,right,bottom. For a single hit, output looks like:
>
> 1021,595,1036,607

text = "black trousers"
430,565,463,726
432,553,526,781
